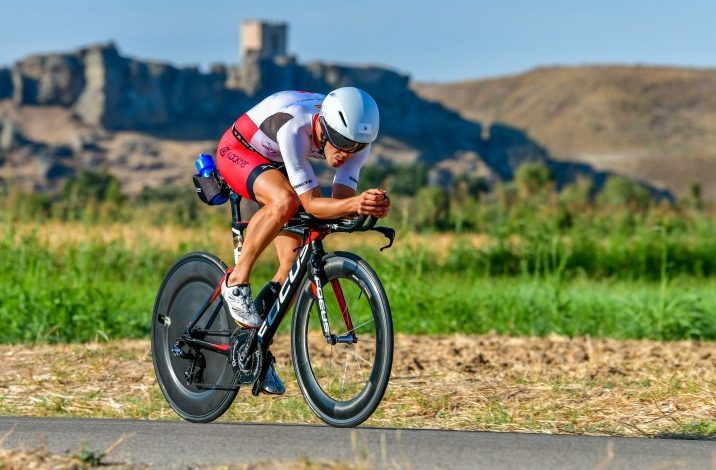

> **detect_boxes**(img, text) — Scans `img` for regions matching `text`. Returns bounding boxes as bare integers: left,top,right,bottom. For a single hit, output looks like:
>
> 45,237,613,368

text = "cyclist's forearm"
300,195,357,219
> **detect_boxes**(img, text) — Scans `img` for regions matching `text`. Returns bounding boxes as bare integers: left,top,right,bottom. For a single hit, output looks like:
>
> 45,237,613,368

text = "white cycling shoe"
221,282,262,329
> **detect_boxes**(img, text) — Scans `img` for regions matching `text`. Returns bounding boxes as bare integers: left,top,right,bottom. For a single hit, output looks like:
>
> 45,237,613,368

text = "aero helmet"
319,87,380,152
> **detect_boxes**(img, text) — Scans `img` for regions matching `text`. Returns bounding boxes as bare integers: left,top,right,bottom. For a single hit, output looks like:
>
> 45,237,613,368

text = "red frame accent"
206,267,234,354
210,267,233,303
331,278,357,340
305,229,327,245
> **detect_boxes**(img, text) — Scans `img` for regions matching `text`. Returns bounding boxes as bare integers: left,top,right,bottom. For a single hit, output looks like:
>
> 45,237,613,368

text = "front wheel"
292,251,393,427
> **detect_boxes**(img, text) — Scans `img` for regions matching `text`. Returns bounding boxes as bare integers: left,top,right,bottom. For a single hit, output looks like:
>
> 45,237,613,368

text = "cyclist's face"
324,142,356,168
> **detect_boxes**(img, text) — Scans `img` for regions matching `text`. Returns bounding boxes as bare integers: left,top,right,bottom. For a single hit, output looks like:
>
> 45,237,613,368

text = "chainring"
230,329,263,385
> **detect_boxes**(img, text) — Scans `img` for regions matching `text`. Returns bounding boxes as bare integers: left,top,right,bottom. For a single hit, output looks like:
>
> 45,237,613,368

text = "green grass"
0,223,715,343
383,273,716,339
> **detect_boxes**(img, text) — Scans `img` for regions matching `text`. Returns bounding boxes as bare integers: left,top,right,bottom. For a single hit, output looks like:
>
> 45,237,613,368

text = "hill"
1,43,608,197
413,66,716,200
0,45,691,200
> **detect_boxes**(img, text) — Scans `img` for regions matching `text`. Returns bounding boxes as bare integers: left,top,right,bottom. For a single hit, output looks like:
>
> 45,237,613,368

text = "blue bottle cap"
195,154,216,177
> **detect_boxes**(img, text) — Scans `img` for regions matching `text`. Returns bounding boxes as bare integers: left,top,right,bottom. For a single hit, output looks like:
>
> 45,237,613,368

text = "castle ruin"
240,20,288,62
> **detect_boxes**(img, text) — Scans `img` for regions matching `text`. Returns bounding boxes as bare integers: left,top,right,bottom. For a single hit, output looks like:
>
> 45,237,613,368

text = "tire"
292,251,393,427
151,252,237,423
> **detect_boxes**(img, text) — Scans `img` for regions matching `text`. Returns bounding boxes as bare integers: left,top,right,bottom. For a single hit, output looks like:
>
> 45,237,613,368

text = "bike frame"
176,196,357,362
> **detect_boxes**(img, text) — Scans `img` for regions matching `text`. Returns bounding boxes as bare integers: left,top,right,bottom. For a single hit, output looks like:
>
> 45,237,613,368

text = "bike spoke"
300,334,331,366
327,344,334,381
351,348,374,367
341,352,349,399
338,318,375,337
350,345,367,383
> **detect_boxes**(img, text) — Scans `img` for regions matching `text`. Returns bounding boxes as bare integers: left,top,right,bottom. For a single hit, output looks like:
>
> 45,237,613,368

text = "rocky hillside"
414,66,716,201
0,44,665,198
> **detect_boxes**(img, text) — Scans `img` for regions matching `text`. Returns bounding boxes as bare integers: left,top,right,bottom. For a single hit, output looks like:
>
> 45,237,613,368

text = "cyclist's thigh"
252,169,296,207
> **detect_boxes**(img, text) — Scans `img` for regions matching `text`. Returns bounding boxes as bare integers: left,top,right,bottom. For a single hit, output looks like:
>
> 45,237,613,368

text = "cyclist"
216,87,391,394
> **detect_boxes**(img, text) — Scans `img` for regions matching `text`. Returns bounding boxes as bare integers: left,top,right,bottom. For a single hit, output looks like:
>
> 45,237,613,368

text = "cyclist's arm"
332,183,356,199
299,186,389,219
276,116,320,196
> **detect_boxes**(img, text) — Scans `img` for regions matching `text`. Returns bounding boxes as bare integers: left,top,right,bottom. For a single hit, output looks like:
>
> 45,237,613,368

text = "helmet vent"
337,111,348,127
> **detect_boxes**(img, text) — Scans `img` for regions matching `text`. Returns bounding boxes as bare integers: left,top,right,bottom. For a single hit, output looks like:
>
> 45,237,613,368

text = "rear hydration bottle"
194,154,228,205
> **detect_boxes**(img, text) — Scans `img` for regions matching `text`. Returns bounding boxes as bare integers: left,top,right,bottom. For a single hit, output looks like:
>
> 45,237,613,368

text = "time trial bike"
151,192,395,427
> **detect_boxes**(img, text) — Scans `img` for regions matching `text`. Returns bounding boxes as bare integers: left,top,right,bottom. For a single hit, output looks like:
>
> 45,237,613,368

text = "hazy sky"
1,0,714,82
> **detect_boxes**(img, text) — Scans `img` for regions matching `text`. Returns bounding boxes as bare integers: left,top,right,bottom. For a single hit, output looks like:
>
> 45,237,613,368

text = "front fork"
310,253,357,345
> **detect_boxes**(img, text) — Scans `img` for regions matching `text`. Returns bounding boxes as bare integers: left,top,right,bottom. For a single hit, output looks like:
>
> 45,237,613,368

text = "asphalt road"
0,417,713,469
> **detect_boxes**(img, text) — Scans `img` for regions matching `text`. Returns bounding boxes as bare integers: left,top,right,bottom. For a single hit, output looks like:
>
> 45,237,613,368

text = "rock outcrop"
11,52,85,105
0,42,658,198
72,43,242,136
0,68,11,100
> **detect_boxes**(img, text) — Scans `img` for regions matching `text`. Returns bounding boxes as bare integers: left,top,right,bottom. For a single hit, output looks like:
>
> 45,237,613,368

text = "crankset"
230,329,263,385
173,329,264,391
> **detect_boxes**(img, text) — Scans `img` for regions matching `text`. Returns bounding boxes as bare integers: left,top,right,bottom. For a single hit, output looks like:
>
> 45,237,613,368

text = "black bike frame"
178,196,355,360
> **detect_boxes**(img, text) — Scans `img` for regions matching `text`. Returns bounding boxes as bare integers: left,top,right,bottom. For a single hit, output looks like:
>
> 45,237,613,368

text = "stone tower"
240,20,288,62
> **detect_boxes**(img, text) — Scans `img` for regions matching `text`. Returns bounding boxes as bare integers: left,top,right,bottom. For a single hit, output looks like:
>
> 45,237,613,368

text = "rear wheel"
292,252,393,427
151,252,237,423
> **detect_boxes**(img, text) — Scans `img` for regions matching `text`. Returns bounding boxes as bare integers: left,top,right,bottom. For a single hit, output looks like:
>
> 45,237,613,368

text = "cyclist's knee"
267,191,300,221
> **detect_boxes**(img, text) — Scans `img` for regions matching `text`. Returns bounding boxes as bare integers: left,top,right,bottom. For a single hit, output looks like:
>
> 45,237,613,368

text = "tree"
414,186,450,230
515,162,553,198
60,171,126,221
596,176,651,211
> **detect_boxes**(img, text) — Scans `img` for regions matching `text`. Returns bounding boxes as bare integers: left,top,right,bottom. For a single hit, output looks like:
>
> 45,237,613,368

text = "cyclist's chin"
329,158,346,168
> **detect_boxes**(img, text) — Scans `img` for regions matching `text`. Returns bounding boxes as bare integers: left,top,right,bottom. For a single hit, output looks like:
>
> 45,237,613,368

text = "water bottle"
195,153,216,177
194,154,229,205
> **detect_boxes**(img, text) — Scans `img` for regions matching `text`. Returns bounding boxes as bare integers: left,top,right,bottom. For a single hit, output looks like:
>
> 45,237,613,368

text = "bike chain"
191,328,234,338
192,329,262,391
195,370,242,391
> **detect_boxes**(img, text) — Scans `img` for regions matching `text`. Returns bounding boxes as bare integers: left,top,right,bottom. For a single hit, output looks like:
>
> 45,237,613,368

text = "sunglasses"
319,116,368,153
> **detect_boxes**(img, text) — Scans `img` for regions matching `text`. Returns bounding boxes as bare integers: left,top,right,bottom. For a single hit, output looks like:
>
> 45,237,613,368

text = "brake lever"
372,226,395,251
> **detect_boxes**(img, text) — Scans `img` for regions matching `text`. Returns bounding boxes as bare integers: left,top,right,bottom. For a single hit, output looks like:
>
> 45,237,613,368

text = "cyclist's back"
240,90,325,163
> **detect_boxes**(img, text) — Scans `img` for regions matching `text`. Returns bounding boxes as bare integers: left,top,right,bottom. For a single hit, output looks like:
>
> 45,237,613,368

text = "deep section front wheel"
292,251,394,427
151,252,237,423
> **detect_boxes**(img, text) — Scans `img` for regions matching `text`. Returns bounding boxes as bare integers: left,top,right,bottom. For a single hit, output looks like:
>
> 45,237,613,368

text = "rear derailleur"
171,339,206,386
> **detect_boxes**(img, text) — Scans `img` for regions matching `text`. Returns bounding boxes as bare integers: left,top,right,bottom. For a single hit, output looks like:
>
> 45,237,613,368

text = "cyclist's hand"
355,189,391,218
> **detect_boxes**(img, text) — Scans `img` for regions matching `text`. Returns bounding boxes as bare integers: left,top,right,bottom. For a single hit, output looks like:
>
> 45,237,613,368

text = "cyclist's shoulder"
249,91,321,127
262,90,325,110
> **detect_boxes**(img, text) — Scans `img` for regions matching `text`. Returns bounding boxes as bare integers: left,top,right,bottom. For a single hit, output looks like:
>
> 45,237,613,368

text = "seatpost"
230,194,244,265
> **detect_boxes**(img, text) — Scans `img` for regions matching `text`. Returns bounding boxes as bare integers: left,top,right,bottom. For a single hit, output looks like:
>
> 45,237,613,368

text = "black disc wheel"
292,251,393,427
151,252,237,423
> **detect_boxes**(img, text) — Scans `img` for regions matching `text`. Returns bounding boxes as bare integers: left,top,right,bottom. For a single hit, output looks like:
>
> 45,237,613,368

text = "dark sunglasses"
319,116,368,153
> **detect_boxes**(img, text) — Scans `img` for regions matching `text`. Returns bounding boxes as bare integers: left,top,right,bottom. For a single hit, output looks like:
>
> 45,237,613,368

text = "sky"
1,0,715,83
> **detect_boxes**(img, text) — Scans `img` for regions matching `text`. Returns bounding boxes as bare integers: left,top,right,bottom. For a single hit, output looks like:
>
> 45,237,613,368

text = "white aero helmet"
319,87,380,152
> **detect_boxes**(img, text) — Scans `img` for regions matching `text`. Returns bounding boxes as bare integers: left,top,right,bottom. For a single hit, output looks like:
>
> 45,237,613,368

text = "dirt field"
0,333,714,438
